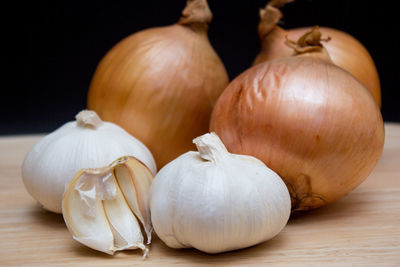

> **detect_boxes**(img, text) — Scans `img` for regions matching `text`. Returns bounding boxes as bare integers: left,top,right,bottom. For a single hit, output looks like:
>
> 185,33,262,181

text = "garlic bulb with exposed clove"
22,110,156,213
62,156,153,256
150,133,291,254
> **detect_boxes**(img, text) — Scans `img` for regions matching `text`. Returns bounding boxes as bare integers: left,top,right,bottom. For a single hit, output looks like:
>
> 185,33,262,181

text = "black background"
3,0,399,135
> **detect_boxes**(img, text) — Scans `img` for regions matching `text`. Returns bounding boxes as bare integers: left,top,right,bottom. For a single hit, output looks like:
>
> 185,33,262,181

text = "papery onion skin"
87,0,229,168
253,1,381,107
210,53,384,211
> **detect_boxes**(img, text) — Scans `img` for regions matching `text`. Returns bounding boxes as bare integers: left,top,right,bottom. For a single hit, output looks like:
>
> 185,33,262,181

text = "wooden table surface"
0,123,399,266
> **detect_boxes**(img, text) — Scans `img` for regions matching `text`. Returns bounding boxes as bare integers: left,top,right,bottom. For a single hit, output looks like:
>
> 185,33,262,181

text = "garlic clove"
102,172,146,252
62,156,153,256
114,160,153,244
62,170,114,254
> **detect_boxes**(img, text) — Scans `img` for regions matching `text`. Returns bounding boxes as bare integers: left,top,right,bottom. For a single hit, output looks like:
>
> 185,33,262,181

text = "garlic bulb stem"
75,110,103,129
193,132,228,162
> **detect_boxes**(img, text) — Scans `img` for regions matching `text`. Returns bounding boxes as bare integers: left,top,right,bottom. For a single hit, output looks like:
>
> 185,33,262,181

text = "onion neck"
76,110,103,129
285,26,333,63
177,0,212,32
258,0,293,40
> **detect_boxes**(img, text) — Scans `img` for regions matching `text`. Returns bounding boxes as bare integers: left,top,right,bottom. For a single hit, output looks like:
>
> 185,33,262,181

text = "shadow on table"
28,204,65,230
289,191,372,225
152,233,288,263
150,192,371,264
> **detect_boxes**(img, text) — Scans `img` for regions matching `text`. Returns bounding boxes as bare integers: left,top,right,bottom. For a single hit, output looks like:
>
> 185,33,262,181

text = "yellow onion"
253,0,381,107
210,27,384,212
88,0,229,168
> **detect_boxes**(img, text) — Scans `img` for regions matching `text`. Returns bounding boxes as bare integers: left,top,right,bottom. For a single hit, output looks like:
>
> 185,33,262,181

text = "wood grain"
0,124,399,266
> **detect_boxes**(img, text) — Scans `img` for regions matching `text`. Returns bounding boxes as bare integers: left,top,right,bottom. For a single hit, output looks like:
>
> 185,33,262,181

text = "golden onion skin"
210,55,384,212
254,27,381,107
254,1,381,107
88,0,229,168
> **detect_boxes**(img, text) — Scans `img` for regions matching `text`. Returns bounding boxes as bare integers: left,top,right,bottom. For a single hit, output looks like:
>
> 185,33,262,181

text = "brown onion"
88,0,229,168
253,0,381,107
210,27,384,212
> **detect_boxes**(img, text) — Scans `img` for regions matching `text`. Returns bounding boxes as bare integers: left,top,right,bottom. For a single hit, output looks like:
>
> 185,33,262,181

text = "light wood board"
1,124,399,266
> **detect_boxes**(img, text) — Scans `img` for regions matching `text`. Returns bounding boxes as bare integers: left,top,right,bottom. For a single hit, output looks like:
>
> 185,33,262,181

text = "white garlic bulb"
22,110,156,213
150,132,291,254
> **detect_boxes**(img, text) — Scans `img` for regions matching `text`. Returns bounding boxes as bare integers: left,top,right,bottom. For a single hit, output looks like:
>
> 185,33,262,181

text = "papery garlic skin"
22,110,156,213
150,133,291,254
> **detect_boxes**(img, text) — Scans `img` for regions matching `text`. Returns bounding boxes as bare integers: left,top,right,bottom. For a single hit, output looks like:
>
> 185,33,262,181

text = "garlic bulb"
62,156,153,256
22,110,156,213
150,133,291,254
